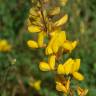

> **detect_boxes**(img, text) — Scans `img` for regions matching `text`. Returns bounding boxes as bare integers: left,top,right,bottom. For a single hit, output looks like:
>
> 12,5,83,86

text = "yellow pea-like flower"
54,14,68,26
0,39,11,52
39,55,56,71
77,86,88,96
27,40,38,48
29,80,41,91
56,81,67,93
56,79,70,94
63,58,74,75
48,55,56,70
72,72,84,81
28,25,41,33
63,40,77,52
39,62,50,71
33,80,41,91
49,7,60,16
57,64,65,74
63,41,72,52
52,31,66,53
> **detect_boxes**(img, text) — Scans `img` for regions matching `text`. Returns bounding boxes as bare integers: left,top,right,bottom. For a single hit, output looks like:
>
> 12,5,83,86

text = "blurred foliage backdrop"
0,0,96,96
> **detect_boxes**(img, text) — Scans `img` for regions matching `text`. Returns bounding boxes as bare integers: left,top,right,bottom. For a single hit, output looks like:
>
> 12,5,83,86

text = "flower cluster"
27,0,88,95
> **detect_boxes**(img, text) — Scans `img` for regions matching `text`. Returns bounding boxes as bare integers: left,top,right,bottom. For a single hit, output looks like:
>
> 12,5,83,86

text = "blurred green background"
0,0,96,96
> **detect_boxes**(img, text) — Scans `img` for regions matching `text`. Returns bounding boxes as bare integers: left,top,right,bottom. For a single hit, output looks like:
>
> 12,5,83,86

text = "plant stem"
38,0,48,33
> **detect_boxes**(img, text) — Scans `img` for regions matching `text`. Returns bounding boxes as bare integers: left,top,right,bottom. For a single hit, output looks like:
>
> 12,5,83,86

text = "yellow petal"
52,42,59,53
54,14,68,26
66,79,70,91
59,0,68,6
71,41,78,50
33,80,41,91
46,35,57,54
49,7,60,16
39,62,50,71
63,41,73,52
38,32,45,47
50,30,59,37
48,55,56,70
27,40,38,48
56,81,67,93
63,58,74,75
29,8,39,16
72,72,84,81
75,59,80,71
48,31,58,46
71,59,80,73
57,64,65,74
58,31,66,45
45,46,53,55
28,25,41,33
52,31,66,53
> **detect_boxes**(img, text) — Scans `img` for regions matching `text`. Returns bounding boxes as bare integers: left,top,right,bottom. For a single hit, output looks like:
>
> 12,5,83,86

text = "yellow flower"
57,58,74,75
39,55,56,71
33,80,41,91
63,40,78,52
54,14,68,26
52,31,66,53
29,80,41,91
0,39,11,52
63,58,74,75
56,81,67,93
57,58,84,81
27,40,38,48
56,79,70,94
77,86,88,96
46,31,66,55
